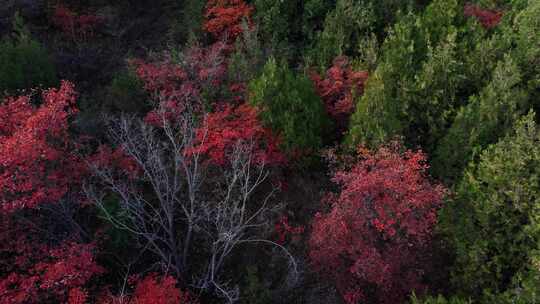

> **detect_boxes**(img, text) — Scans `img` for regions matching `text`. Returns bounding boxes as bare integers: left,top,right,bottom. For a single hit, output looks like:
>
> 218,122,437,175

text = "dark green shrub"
253,0,335,61
513,0,540,106
104,66,148,113
301,0,335,42
252,0,302,59
439,112,540,301
168,0,206,44
306,0,377,70
410,294,473,304
228,22,266,85
248,57,330,156
0,13,57,95
241,266,272,304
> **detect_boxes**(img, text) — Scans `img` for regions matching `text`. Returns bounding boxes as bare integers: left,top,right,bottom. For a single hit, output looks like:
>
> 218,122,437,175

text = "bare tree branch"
84,106,298,302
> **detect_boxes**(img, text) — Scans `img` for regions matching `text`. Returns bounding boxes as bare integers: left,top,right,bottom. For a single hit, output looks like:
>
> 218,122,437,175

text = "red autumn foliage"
130,43,227,125
99,274,196,304
89,145,141,179
190,103,286,166
309,144,445,304
311,56,368,135
464,3,503,29
204,0,253,41
229,83,247,103
0,218,103,304
0,81,85,213
132,58,190,102
135,60,196,125
131,274,195,304
0,81,102,304
68,288,89,304
275,215,304,245
52,4,102,41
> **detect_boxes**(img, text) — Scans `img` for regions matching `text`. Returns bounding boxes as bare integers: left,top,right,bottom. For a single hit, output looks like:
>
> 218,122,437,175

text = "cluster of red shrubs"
464,3,503,29
311,56,369,136
89,145,141,179
132,57,201,124
51,4,102,41
204,0,254,42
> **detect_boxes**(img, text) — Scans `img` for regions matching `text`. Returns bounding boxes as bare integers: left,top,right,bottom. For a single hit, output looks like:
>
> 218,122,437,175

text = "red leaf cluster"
36,242,103,293
204,0,254,41
131,43,227,125
68,288,89,304
131,274,195,304
309,144,445,303
100,274,196,304
0,81,84,213
0,81,103,304
52,4,102,41
189,103,286,166
311,56,369,135
132,57,202,125
89,145,141,179
275,215,304,245
132,59,189,101
0,219,103,304
464,3,503,29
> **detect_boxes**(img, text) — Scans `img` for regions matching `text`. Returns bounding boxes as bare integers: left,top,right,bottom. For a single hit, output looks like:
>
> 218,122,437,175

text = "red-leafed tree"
189,103,286,166
311,56,368,137
0,81,104,304
309,144,445,304
0,81,84,213
51,4,102,42
464,3,503,29
98,274,196,304
131,57,202,124
0,218,103,304
130,43,227,125
204,0,254,41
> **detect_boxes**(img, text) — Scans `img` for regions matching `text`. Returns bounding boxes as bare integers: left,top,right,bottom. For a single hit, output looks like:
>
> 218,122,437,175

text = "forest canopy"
0,0,539,303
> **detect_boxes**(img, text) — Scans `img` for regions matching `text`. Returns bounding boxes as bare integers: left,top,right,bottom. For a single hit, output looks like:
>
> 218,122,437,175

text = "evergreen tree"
0,13,57,95
432,0,540,182
440,112,540,302
432,56,529,182
249,57,330,156
347,0,466,149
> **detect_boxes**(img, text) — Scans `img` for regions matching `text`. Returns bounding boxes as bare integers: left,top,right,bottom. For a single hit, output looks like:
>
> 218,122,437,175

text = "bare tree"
84,106,298,302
